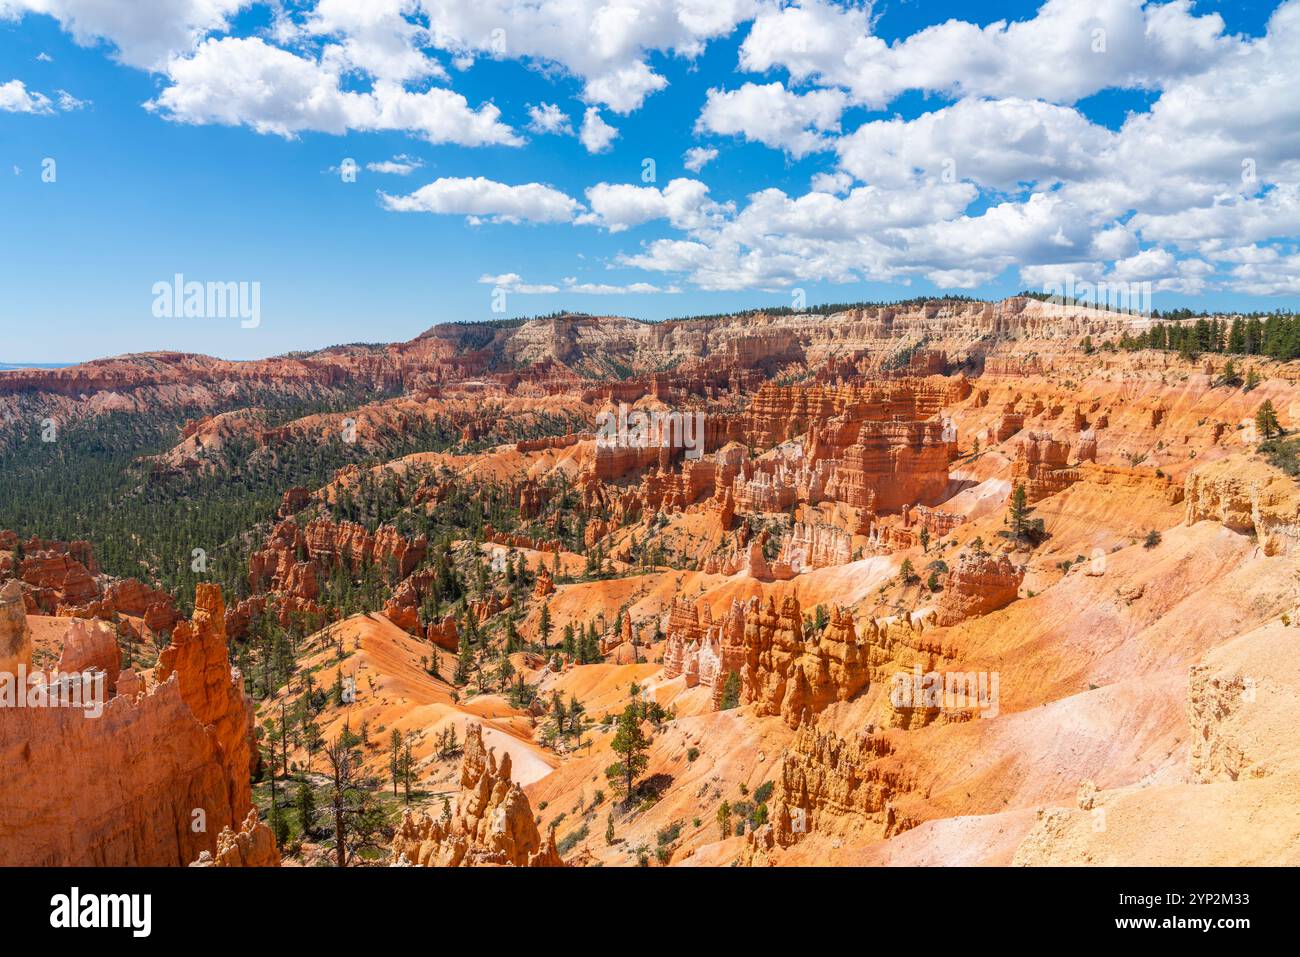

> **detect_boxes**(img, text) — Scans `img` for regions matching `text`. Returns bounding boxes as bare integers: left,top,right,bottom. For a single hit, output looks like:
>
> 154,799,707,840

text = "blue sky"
1,0,1297,362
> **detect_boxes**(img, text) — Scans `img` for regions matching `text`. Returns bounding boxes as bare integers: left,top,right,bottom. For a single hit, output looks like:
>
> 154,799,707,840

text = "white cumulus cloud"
381,175,582,224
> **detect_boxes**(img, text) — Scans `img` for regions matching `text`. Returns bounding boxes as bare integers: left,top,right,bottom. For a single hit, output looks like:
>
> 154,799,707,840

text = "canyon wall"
0,583,266,866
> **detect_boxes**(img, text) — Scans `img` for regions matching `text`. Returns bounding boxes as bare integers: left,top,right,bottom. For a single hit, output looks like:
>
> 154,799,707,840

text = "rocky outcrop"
2,531,180,635
534,564,555,598
780,520,852,571
242,515,432,637
739,596,871,725
390,723,564,867
1011,431,1079,503
14,551,98,612
277,486,311,517
0,585,263,866
426,613,459,651
742,721,914,864
934,552,1024,627
1184,456,1300,556
54,617,120,694
662,598,744,706
190,810,281,867
76,579,180,634
0,579,31,675
1187,665,1254,784
155,584,258,828
518,479,550,519
663,595,870,722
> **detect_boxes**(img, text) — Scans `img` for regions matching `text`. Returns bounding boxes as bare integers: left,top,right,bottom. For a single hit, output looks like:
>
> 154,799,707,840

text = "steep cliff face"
0,585,265,866
390,722,564,867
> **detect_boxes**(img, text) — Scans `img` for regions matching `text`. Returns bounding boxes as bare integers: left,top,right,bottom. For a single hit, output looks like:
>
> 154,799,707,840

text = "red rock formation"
1011,431,1079,503
743,721,914,863
16,551,98,612
701,535,796,581
0,579,30,674
101,579,180,634
534,565,555,598
156,584,258,823
426,614,459,651
716,488,736,532
483,527,563,554
934,552,1024,626
2,530,182,635
242,516,427,638
518,479,550,519
0,584,265,866
995,408,1025,442
250,517,427,596
663,595,870,721
390,723,564,867
189,810,281,867
584,518,613,548
0,532,98,574
277,486,311,517
780,520,852,570
739,595,866,725
54,617,120,694
470,592,511,623
515,432,589,454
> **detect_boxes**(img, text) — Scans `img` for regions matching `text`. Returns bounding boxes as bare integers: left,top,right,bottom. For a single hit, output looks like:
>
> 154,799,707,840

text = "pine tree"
551,692,567,735
323,734,385,867
1256,400,1281,439
1008,483,1029,540
295,781,317,840
605,703,650,803
400,735,415,803
899,558,915,583
720,670,741,710
538,603,553,650
268,797,290,848
389,727,402,797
